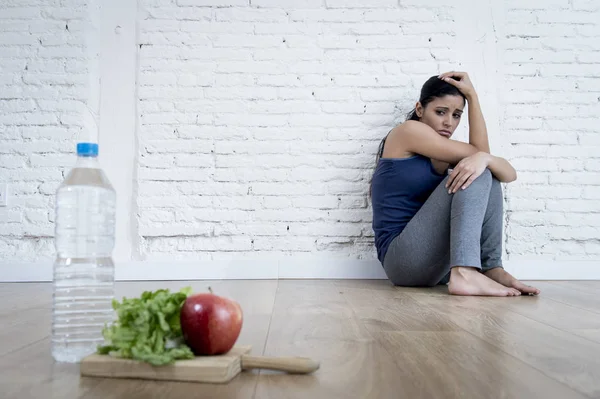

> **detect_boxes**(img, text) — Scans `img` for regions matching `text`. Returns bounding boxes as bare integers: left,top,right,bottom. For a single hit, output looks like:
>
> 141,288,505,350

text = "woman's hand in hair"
438,71,476,99
445,151,491,194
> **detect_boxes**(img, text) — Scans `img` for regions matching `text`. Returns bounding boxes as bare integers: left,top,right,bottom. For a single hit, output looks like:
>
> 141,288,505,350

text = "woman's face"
415,95,465,138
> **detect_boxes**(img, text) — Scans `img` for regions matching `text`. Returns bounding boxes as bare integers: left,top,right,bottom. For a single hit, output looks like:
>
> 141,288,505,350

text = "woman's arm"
446,152,517,193
486,153,517,182
438,72,490,153
465,93,490,154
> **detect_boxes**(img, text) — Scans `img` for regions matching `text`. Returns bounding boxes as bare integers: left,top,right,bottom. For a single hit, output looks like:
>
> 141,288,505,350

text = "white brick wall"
1,0,599,267
501,0,600,261
137,0,456,260
0,0,91,261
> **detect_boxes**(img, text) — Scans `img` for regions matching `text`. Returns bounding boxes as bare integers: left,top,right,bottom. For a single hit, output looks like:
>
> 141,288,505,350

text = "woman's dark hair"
369,75,466,197
405,75,465,121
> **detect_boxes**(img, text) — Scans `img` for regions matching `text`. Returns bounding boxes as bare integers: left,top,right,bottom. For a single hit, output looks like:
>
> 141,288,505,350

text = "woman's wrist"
465,91,478,102
480,151,493,166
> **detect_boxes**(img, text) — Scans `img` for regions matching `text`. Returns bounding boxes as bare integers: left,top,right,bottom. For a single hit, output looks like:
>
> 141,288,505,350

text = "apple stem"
208,286,213,295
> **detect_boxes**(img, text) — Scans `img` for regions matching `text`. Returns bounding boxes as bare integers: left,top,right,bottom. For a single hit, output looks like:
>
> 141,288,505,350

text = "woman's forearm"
466,93,490,154
486,153,517,183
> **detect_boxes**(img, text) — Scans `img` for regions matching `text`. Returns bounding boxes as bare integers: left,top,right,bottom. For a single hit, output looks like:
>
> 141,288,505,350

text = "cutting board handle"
241,355,320,374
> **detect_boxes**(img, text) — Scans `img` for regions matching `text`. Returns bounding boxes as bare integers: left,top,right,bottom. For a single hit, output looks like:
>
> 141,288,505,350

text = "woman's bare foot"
448,267,521,297
484,267,540,295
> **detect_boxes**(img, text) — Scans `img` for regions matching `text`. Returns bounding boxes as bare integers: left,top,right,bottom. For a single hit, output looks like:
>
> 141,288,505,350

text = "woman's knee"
458,168,492,194
476,168,493,184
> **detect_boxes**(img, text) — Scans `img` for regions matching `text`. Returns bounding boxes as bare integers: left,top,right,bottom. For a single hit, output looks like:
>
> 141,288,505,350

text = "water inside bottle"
52,165,116,363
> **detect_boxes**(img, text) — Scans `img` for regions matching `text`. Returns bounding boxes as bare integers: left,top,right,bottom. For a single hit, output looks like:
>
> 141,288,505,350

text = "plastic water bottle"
51,142,116,363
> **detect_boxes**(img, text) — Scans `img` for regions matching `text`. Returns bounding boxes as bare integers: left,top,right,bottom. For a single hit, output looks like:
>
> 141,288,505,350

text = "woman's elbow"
505,170,517,183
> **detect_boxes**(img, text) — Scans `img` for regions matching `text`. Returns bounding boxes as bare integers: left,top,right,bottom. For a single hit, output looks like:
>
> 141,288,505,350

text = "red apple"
180,288,243,356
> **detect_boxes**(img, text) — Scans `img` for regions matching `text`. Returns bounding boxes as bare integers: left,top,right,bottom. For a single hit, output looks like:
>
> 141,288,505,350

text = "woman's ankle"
451,266,481,278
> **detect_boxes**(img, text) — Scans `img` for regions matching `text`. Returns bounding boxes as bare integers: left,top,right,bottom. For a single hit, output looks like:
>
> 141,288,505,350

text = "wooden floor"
1,280,600,399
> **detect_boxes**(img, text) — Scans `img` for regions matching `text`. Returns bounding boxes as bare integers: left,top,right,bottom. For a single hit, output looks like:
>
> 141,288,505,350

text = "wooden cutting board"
80,345,319,384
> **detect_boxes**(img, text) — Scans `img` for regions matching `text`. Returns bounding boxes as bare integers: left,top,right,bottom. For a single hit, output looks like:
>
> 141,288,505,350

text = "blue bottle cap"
77,143,99,157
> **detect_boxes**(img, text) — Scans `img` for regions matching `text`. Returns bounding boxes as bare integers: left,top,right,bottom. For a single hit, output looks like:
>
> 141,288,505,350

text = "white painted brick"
0,210,21,223
140,223,213,237
290,222,363,236
508,173,550,186
215,141,287,154
253,48,324,61
39,181,61,195
215,73,255,86
213,34,282,48
578,53,600,63
254,23,321,35
180,21,253,33
139,209,174,222
289,195,338,209
139,154,175,168
324,22,403,35
22,223,53,237
556,159,584,171
37,99,84,112
549,226,600,240
504,50,576,64
0,223,25,236
144,139,214,153
138,195,213,209
537,10,599,24
179,236,252,251
175,154,214,167
214,223,283,236
215,59,287,73
585,160,600,172
0,155,28,169
505,0,569,9
572,0,600,10
211,196,262,210
246,100,321,114
325,0,396,8
205,86,277,99
177,182,249,196
506,130,578,145
583,187,600,199
546,200,600,213
214,8,287,21
288,9,363,22
550,172,600,185
176,0,248,5
576,26,600,37
580,134,600,146
253,236,315,251
138,167,212,181
252,0,323,8
215,113,288,126
24,210,48,223
262,196,292,209
542,64,600,77
512,185,583,199
506,198,546,211
213,168,289,182
584,242,600,254
0,99,36,113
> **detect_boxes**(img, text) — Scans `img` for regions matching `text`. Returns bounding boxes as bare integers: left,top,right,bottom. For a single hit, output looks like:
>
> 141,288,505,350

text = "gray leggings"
383,168,503,287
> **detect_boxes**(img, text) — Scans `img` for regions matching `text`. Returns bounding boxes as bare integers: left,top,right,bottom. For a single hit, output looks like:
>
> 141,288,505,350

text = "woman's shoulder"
392,120,429,135
383,121,428,159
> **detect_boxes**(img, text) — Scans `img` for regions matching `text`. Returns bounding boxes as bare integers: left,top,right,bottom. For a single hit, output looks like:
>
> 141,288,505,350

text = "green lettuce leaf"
97,286,195,366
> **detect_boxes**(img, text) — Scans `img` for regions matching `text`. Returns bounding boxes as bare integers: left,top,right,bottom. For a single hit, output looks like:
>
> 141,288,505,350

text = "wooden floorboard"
0,280,599,398
375,331,587,399
410,293,600,398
